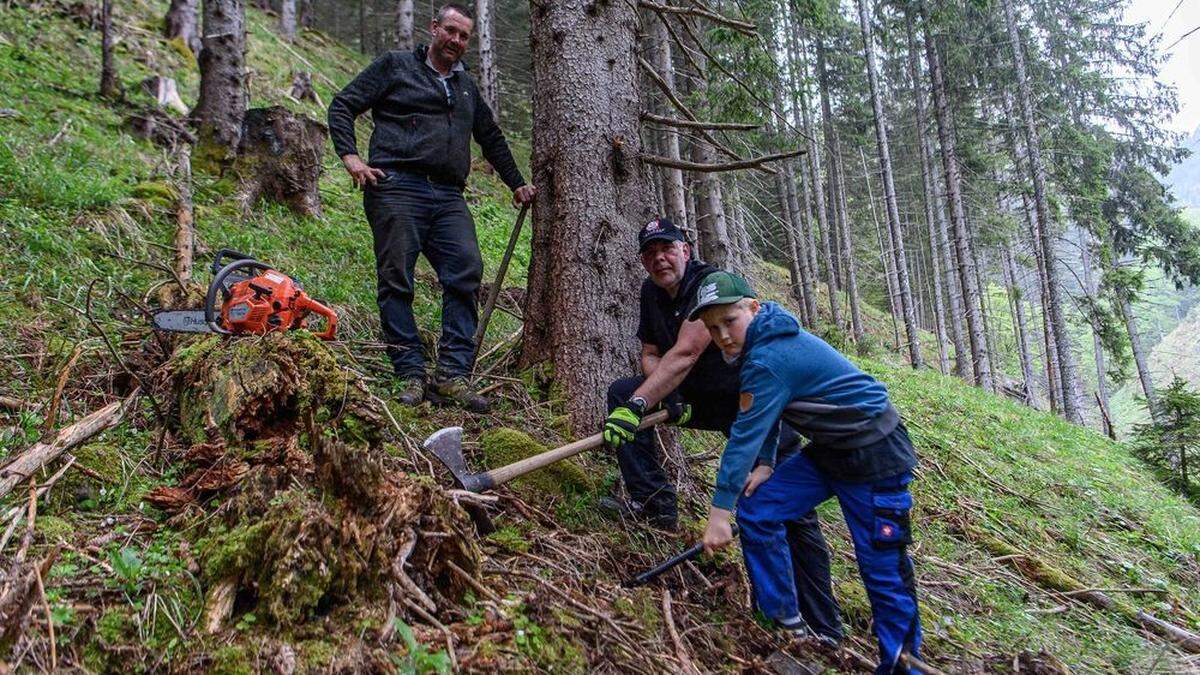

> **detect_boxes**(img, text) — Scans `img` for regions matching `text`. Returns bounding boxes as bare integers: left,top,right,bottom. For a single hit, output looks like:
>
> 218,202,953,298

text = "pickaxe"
423,409,669,493
621,524,739,588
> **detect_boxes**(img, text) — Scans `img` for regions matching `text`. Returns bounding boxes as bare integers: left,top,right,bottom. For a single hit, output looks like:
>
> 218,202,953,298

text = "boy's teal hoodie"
713,302,908,510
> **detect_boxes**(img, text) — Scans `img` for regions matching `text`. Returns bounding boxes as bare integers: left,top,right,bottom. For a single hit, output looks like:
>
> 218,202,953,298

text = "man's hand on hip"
342,154,385,189
513,184,537,206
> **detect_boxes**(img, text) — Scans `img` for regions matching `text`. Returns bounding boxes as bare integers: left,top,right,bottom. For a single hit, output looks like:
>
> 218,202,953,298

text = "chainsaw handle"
297,295,338,340
205,258,269,334
209,249,258,274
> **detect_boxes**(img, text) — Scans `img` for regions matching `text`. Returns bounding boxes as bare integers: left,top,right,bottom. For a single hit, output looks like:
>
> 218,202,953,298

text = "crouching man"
692,271,922,674
600,218,843,642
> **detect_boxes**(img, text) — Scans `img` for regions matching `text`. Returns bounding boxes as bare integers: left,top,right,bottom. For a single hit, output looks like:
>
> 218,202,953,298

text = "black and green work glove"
664,400,693,426
603,397,647,449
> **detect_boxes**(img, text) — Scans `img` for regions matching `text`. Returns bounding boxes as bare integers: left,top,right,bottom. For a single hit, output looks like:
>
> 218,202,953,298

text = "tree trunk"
234,106,327,217
1003,244,1037,408
100,0,118,99
920,7,991,389
856,0,921,367
861,147,902,349
1079,233,1110,433
1118,287,1159,421
651,15,687,229
522,0,651,430
783,28,820,328
905,12,949,373
774,166,805,315
814,36,845,330
396,0,413,49
194,0,247,170
299,0,314,29
1000,0,1083,422
476,0,500,119
165,0,202,57
279,0,296,41
1028,204,1063,412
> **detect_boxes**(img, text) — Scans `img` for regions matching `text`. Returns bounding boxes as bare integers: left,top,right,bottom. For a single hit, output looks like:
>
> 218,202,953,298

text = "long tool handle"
484,409,670,489
622,524,740,588
473,203,530,354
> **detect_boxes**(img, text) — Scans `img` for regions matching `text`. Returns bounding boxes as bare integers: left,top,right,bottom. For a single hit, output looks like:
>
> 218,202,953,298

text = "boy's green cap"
688,271,756,320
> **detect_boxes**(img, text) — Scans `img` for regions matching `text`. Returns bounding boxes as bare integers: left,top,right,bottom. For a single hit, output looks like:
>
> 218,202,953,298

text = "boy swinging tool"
152,249,337,339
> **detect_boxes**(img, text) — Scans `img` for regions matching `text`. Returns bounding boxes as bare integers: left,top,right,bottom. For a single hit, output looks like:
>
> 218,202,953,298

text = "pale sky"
1124,0,1200,134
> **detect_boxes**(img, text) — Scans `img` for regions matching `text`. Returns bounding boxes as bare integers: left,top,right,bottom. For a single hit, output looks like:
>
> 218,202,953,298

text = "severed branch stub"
641,147,805,173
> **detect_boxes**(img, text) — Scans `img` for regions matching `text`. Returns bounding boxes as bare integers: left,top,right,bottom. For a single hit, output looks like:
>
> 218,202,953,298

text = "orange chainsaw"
152,249,337,340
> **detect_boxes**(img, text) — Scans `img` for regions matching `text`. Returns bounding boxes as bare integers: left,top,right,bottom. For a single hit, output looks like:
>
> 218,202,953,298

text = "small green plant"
390,620,452,674
108,547,143,594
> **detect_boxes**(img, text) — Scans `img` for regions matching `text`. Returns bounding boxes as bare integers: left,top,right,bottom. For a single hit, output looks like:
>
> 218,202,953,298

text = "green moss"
479,428,593,499
298,639,338,668
209,644,254,675
487,524,532,553
195,520,272,581
613,592,661,633
36,515,74,543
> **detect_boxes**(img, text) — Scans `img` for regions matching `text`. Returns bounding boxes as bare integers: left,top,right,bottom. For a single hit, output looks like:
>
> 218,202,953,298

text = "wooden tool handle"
486,409,670,487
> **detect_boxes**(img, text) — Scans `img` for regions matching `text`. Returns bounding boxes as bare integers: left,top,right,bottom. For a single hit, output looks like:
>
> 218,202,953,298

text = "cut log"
0,394,137,500
288,70,322,107
233,106,326,217
141,75,189,115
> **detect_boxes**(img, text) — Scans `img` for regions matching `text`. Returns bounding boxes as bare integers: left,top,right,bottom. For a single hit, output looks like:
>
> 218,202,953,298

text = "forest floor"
2,0,1200,672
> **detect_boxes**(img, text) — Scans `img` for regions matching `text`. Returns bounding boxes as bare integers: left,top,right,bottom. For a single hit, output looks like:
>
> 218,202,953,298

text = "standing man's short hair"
436,3,474,22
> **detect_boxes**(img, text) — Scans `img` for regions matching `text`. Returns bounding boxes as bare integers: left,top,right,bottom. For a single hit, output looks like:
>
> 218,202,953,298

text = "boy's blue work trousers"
737,449,921,674
363,170,482,380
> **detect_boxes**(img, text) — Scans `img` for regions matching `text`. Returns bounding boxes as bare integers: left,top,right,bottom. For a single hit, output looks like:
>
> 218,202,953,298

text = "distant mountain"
1167,126,1200,208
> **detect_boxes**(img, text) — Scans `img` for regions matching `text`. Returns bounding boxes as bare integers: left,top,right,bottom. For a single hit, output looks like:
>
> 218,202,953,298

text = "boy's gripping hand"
703,507,734,554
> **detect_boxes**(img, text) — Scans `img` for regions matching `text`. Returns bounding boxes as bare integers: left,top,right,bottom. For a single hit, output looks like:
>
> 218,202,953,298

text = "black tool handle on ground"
473,203,530,355
622,524,739,588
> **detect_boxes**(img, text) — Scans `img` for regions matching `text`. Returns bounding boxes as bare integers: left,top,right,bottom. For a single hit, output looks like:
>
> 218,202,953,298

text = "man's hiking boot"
430,376,490,413
598,496,677,532
396,376,425,406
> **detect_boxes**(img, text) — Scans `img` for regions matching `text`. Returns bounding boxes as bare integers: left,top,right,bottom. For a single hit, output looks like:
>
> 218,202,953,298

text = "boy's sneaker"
779,617,814,639
395,376,425,406
597,497,678,532
430,376,490,413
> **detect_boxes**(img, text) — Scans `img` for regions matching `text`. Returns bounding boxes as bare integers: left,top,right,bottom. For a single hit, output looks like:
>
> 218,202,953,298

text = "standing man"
600,218,844,642
328,2,536,412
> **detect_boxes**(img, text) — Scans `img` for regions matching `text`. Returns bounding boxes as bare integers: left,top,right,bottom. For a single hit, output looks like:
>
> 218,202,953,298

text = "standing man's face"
430,10,474,65
640,241,690,294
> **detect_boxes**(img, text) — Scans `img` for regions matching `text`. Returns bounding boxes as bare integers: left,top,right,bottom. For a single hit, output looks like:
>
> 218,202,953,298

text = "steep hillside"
2,1,1200,673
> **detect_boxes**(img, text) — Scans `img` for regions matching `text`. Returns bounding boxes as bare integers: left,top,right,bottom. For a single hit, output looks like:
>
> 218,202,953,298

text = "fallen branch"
0,454,78,552
959,522,1200,653
42,341,88,434
640,148,804,172
662,590,699,675
172,143,195,287
0,392,138,500
0,397,37,413
640,111,759,131
203,575,237,634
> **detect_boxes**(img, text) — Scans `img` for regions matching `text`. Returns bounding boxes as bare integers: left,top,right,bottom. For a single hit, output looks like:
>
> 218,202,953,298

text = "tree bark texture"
100,0,117,98
1000,0,1083,422
476,0,500,119
165,0,202,57
1079,234,1110,433
233,106,327,217
522,1,651,429
1003,245,1038,408
279,0,296,41
920,10,992,389
1028,204,1063,412
651,15,687,230
783,28,820,328
814,37,845,331
1118,287,1159,421
792,38,836,333
856,0,922,367
905,12,948,373
396,0,414,50
194,0,247,169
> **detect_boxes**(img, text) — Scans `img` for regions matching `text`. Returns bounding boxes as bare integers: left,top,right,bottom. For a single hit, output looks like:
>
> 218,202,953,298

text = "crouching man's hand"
513,184,537,206
603,397,645,450
702,507,734,554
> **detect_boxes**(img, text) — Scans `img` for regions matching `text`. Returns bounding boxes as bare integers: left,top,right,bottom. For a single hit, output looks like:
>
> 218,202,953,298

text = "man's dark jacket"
327,45,525,190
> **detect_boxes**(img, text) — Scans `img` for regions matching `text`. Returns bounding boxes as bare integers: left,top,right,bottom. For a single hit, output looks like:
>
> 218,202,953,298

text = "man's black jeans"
363,170,482,379
606,375,845,640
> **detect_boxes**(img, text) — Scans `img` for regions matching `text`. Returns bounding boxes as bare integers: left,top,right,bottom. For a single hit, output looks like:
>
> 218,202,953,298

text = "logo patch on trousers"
739,392,754,412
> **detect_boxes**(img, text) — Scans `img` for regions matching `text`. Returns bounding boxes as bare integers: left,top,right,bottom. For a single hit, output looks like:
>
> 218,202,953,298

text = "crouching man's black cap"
637,217,686,252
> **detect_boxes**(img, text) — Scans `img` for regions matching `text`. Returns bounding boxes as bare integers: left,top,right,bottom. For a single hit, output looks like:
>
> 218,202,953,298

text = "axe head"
424,426,469,486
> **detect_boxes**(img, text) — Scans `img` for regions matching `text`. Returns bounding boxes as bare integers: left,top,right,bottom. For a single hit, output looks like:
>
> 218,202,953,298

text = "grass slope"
1,1,1199,671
